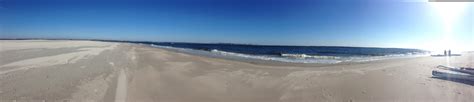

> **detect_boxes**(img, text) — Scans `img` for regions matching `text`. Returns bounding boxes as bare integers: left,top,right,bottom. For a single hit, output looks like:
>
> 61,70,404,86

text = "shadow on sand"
431,77,474,86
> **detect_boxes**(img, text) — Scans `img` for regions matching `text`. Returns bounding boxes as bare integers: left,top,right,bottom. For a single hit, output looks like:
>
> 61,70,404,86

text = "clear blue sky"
0,0,472,50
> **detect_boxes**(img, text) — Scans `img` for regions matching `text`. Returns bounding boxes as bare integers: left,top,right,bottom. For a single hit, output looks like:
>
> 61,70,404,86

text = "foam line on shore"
149,44,428,64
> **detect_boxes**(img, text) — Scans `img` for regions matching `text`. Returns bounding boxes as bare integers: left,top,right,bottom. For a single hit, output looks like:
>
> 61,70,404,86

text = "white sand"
0,40,114,51
0,42,117,75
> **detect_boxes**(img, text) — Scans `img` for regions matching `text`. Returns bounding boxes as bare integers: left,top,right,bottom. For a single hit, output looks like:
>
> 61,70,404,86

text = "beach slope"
0,40,473,102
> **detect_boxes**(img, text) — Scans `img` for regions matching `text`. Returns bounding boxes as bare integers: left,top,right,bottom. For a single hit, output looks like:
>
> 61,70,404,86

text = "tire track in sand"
114,63,128,102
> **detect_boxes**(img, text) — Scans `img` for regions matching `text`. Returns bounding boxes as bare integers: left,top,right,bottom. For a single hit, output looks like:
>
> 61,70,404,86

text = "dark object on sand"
436,65,474,75
433,65,474,81
432,70,474,81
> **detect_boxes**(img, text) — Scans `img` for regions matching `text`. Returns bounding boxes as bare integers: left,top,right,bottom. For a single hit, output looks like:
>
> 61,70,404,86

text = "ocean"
131,42,429,64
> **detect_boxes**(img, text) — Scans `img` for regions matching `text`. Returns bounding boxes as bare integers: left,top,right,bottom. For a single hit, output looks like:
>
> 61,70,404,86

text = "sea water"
141,42,429,64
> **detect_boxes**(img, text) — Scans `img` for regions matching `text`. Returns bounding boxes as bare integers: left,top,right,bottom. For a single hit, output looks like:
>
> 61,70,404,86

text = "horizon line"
0,37,433,51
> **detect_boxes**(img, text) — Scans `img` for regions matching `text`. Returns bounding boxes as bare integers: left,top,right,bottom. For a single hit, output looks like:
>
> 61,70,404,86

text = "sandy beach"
0,40,473,102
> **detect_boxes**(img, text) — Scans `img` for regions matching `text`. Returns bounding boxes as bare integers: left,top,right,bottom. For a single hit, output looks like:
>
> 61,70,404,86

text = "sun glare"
429,2,468,53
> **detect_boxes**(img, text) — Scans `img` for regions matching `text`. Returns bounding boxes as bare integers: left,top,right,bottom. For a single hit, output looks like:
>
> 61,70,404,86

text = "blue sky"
0,0,473,50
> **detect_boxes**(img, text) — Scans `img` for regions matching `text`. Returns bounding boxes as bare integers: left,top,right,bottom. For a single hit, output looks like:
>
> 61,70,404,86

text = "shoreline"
143,43,460,71
145,44,430,67
1,40,473,101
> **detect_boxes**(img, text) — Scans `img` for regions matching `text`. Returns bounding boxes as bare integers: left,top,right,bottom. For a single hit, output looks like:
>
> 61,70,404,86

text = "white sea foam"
280,53,341,59
210,49,342,64
149,44,428,64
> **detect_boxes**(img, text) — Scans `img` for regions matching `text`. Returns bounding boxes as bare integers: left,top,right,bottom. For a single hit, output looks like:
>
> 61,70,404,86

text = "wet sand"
1,40,473,102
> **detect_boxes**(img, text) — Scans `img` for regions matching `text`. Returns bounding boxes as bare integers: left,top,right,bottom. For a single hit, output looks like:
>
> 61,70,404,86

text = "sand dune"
0,40,473,102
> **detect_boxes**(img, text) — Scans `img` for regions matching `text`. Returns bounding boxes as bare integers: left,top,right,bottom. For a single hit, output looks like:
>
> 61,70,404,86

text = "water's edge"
138,43,429,64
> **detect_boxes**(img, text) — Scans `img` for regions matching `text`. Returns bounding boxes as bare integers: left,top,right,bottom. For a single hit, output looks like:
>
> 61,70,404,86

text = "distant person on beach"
448,50,451,56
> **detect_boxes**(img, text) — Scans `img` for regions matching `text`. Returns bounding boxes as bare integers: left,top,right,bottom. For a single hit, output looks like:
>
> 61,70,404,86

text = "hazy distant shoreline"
0,38,429,49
